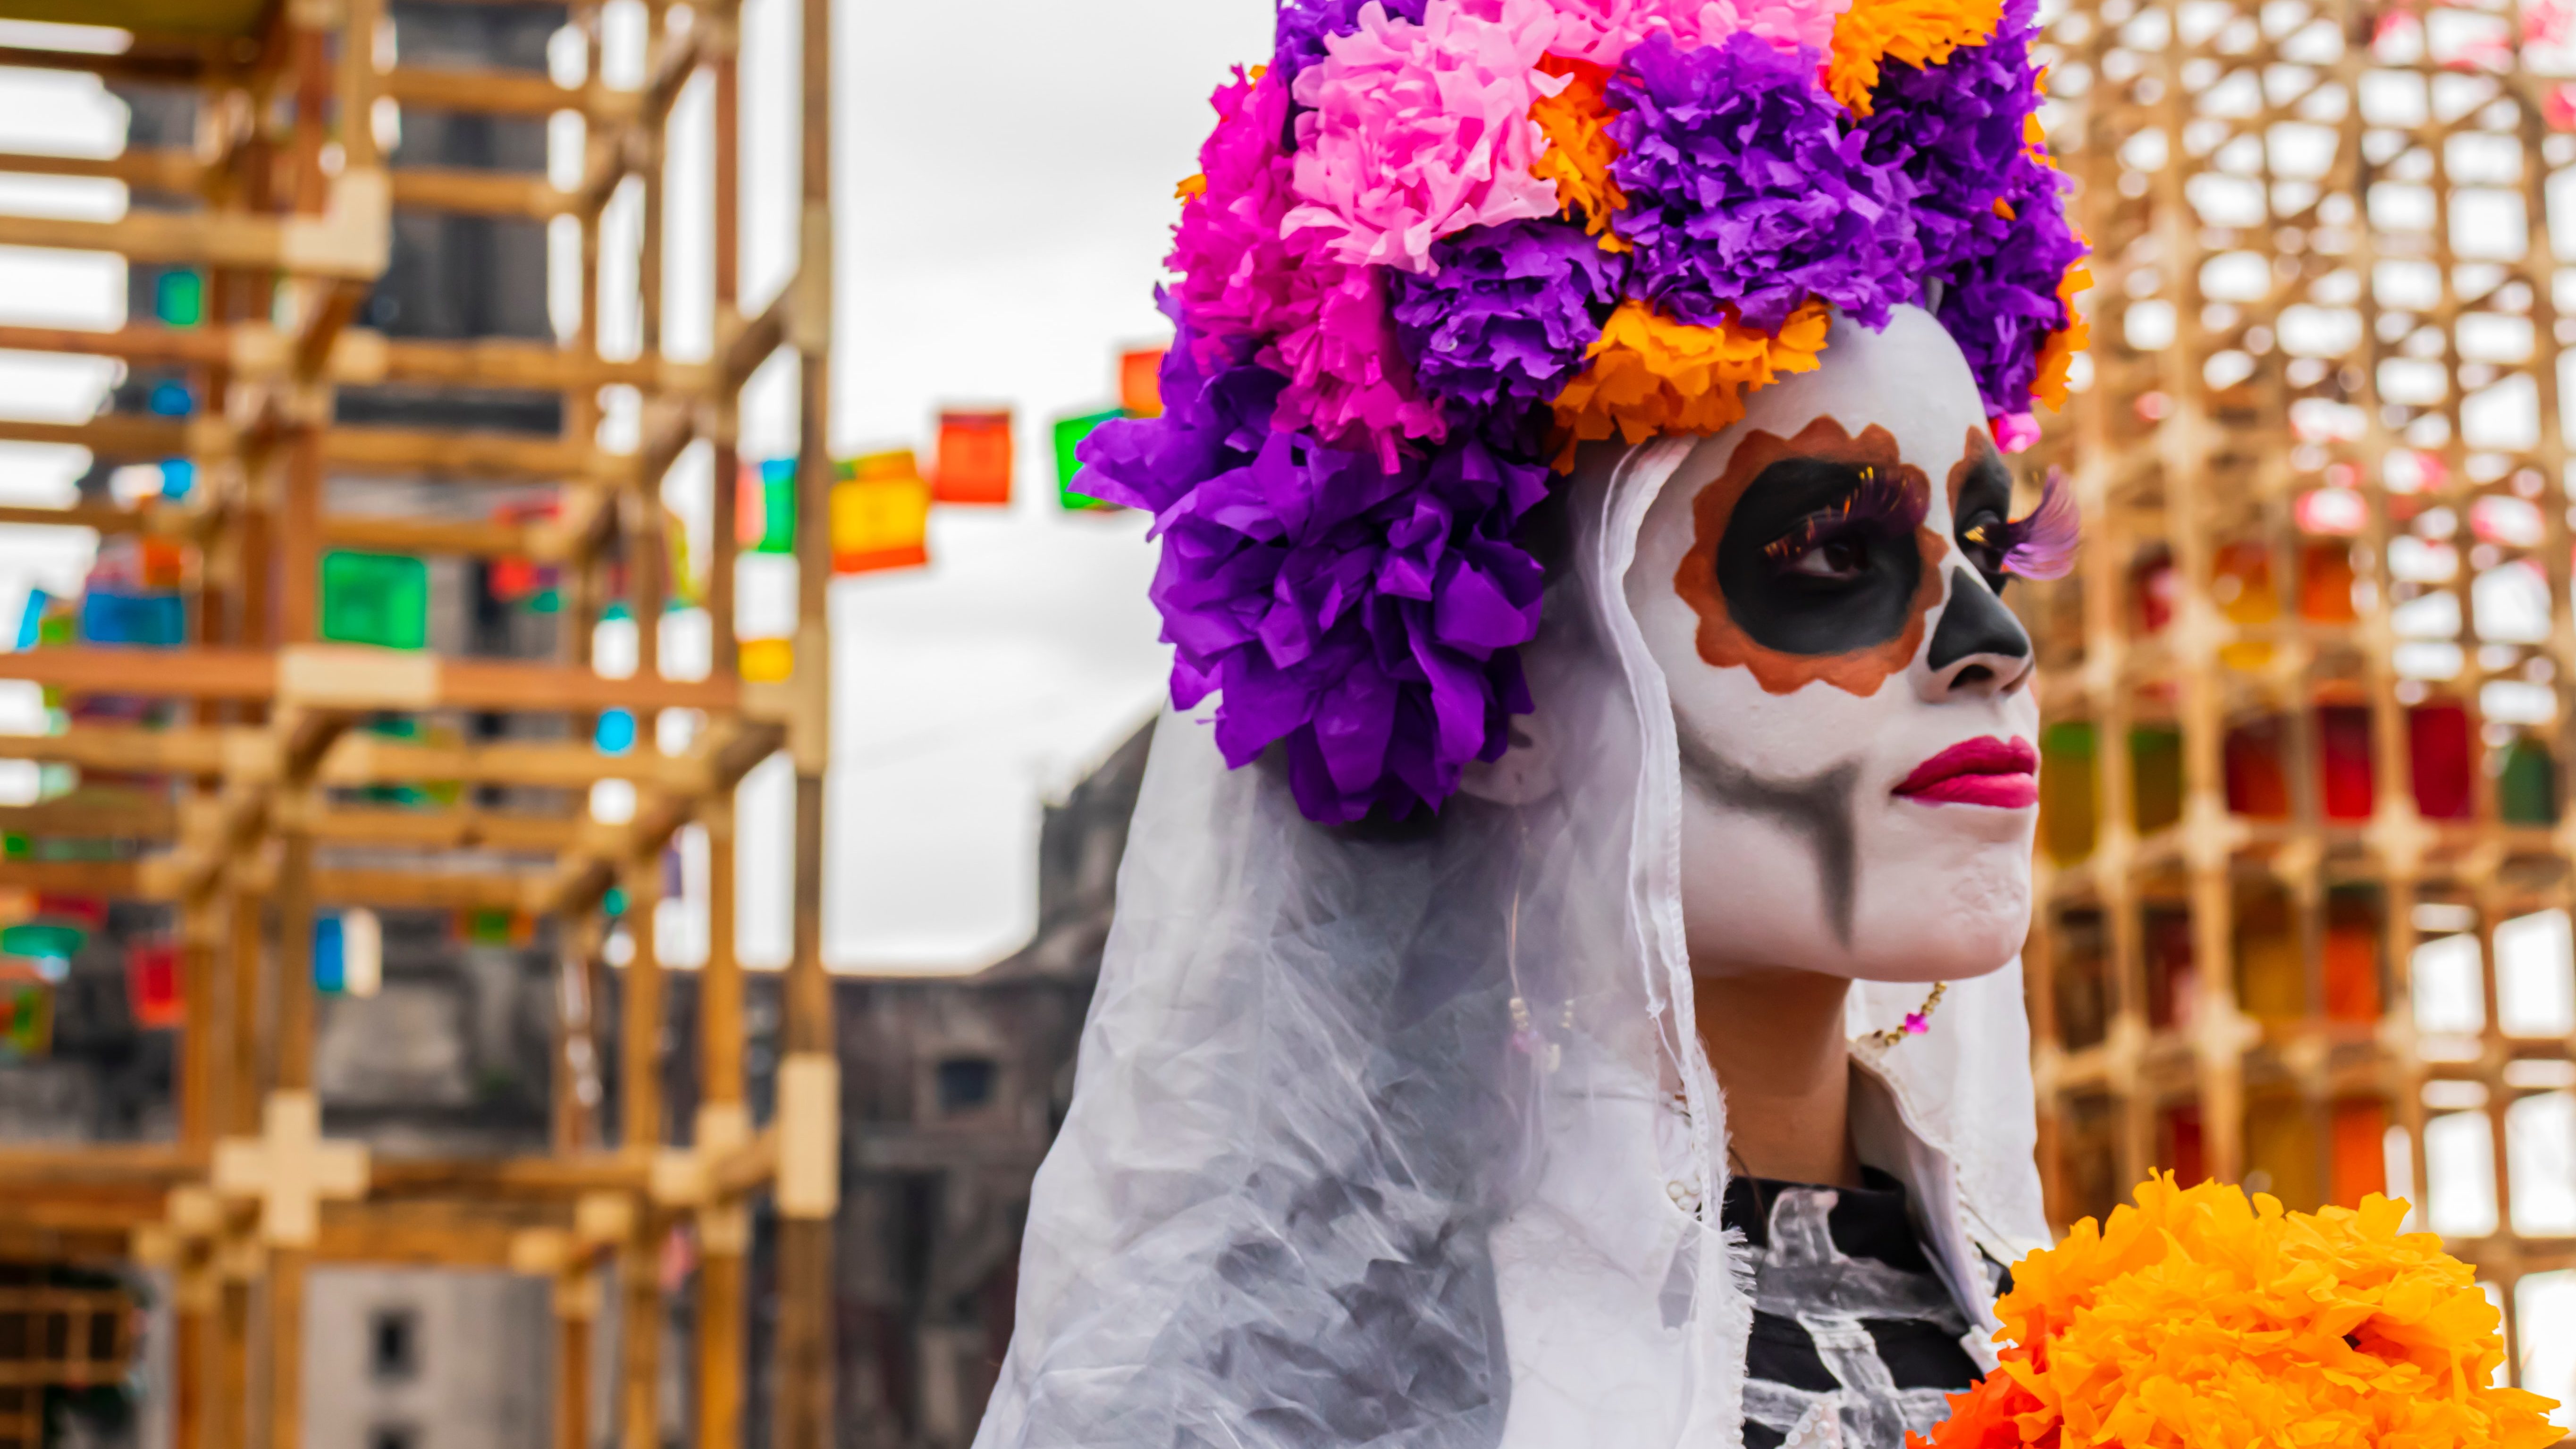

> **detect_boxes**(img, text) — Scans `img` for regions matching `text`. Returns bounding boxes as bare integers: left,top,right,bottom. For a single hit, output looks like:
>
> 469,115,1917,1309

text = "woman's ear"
1459,710,1561,806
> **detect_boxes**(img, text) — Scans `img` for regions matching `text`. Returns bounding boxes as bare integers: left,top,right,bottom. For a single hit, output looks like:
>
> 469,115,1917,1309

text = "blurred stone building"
827,724,1143,1448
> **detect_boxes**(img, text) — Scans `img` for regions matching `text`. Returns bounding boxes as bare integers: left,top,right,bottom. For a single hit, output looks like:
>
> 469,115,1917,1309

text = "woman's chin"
1845,914,2029,983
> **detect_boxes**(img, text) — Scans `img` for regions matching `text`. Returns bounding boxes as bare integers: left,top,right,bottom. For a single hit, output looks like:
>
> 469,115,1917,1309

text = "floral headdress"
1081,0,2092,825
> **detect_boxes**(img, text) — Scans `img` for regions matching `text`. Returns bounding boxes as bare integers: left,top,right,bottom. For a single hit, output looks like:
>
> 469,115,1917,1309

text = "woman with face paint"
975,3,2090,1448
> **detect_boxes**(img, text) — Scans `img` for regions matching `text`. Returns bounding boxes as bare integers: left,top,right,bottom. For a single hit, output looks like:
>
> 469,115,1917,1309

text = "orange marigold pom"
1911,1361,2051,1449
1828,0,2006,116
1547,300,1830,470
1530,55,1630,250
1912,1175,2564,1449
2029,261,2091,413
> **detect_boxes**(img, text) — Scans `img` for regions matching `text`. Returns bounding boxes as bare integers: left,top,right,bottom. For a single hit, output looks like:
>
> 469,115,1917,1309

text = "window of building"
934,1057,998,1115
369,1307,420,1383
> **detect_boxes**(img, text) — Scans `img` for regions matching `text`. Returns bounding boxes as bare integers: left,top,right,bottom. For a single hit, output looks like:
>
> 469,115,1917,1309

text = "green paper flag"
321,551,430,651
155,269,203,329
1053,409,1126,511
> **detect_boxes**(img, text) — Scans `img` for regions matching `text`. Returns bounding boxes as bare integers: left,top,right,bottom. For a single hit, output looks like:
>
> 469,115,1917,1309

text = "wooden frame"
0,1,839,1445
2023,0,2576,1399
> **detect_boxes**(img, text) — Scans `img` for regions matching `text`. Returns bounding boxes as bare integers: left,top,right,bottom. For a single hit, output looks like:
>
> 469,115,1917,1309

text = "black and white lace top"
1721,1168,1995,1449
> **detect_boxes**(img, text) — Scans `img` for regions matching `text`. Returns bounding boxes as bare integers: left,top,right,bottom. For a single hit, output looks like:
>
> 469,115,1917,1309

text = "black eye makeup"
1952,443,2017,594
1760,462,1926,585
1949,431,2083,592
1717,454,1931,657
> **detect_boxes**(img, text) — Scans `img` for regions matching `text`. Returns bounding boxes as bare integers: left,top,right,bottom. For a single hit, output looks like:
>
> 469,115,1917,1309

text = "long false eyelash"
1760,463,1930,566
1985,467,2081,581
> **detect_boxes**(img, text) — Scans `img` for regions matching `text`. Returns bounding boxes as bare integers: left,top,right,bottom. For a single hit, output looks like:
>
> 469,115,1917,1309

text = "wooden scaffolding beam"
0,0,837,1444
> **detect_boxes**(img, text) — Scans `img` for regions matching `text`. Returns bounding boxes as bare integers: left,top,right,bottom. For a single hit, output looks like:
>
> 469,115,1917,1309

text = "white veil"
975,439,2053,1449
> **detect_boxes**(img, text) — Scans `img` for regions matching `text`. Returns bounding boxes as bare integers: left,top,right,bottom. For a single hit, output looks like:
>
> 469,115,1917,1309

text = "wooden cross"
212,1091,369,1247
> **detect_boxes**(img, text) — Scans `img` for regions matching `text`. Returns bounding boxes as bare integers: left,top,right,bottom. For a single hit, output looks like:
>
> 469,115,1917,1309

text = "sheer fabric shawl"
974,440,2052,1449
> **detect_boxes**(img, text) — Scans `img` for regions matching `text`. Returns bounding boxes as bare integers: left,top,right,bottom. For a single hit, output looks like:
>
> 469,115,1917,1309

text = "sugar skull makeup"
1627,305,2062,984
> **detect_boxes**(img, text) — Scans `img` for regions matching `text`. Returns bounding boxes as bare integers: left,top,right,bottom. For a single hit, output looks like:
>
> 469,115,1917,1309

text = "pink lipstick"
1894,736,2039,810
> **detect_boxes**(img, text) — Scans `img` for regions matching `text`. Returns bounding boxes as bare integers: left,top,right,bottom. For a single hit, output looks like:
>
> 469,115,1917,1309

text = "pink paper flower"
1546,0,1851,66
1284,0,1570,274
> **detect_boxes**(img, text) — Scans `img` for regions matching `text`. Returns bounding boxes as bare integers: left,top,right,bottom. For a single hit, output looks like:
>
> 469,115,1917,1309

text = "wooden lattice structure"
0,2,840,1447
0,1267,135,1449
2021,0,2576,1402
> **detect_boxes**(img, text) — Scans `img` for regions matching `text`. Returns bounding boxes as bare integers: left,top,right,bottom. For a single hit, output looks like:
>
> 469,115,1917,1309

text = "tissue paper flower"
1168,64,1446,465
1546,0,1851,66
1078,315,1551,824
2030,260,2092,412
1911,1176,2562,1449
1856,0,2088,415
1391,217,1631,419
1529,56,1632,244
1608,32,1923,333
1827,0,2006,113
1273,0,1431,91
1283,0,1570,273
1550,298,1830,461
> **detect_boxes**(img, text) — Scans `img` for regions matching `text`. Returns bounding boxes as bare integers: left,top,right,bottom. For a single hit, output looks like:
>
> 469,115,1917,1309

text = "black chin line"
1674,730,1861,950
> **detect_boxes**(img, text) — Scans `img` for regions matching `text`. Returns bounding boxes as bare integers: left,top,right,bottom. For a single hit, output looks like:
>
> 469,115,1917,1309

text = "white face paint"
1625,306,2040,984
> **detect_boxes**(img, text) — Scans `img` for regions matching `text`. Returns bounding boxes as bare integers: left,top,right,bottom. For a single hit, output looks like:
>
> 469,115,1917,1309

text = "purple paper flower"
1608,31,1923,334
1078,307,1551,825
1931,174,2085,416
1855,11,2032,266
1859,0,2083,414
1388,217,1630,420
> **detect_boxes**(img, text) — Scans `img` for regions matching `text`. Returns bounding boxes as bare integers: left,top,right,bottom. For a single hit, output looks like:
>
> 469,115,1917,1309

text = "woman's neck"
1694,967,1861,1188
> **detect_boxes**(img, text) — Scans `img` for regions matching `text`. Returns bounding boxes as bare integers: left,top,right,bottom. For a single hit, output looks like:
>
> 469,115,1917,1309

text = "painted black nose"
1926,567,2033,697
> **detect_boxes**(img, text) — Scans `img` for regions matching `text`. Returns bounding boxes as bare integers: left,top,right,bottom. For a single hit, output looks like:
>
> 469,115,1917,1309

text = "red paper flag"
934,410,1014,506
35,895,104,927
128,942,183,1030
2409,701,2475,822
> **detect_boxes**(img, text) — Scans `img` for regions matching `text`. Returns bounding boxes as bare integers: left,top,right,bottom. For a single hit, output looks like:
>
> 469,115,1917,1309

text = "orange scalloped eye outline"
1673,416,1946,698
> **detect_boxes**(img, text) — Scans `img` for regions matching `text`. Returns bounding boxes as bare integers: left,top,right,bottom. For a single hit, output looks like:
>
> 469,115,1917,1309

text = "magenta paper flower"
1169,66,1446,466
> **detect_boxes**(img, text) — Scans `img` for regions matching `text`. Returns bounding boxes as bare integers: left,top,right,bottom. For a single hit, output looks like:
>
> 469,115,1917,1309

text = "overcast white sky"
749,0,1270,969
0,0,1276,973
823,0,1271,969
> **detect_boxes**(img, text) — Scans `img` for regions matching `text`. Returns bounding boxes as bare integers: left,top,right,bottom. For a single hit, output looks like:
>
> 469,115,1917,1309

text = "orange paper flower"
1548,299,1830,469
1912,1176,2563,1449
2029,260,2092,413
1529,55,1631,250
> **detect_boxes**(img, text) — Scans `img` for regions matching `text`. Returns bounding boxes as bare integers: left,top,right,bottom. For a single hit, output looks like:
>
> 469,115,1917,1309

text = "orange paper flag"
1120,348,1167,419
